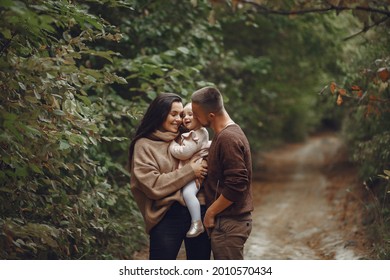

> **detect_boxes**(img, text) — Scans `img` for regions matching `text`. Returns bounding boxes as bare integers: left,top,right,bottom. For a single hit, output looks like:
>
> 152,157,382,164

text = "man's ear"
208,112,215,120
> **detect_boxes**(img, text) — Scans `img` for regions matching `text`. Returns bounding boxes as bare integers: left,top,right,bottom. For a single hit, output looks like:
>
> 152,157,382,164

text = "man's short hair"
191,86,223,114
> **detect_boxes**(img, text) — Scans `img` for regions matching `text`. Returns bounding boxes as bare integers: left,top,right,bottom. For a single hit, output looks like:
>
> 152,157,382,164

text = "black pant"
149,202,211,260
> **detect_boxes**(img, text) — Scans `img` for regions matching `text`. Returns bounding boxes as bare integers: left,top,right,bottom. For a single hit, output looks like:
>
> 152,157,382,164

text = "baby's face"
182,104,201,131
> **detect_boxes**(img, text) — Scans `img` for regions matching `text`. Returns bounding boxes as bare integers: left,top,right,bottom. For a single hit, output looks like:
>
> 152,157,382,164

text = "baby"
169,103,210,238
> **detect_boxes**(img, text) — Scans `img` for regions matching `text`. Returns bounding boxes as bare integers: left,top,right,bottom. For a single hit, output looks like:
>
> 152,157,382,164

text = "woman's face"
161,101,183,133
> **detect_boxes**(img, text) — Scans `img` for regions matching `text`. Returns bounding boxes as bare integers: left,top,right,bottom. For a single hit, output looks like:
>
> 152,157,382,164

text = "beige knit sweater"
130,130,204,234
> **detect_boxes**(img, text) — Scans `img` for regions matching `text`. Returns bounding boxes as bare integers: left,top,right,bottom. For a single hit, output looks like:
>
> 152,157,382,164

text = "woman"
128,93,211,260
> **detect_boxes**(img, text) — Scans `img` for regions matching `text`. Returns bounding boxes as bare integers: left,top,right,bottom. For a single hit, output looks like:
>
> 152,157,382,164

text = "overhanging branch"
343,16,390,41
241,0,390,17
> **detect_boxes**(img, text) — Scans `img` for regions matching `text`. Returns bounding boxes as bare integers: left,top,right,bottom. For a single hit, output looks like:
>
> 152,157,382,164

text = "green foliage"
1,0,389,259
0,0,145,259
0,0,223,260
108,0,222,102
324,20,390,259
202,9,351,149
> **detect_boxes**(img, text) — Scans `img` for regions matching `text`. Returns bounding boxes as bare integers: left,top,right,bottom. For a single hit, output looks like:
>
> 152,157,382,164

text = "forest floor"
132,132,374,260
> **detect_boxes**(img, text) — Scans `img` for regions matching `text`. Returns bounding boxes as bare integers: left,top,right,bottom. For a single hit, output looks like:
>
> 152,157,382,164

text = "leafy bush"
0,0,225,260
0,0,145,259
2,0,388,259
325,27,390,258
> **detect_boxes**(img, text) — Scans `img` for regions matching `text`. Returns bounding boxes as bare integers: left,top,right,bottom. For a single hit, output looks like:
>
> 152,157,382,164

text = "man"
191,86,253,260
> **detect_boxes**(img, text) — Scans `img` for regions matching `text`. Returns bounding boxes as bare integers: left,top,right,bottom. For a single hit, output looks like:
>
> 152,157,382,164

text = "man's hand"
203,194,234,236
203,208,215,228
203,208,216,236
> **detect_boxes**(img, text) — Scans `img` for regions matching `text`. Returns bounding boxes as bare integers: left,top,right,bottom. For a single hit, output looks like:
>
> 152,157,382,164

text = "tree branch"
343,16,390,41
241,0,390,17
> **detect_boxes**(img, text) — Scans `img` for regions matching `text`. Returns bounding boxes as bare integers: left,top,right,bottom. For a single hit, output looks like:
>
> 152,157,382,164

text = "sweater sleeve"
219,137,250,202
169,132,200,161
133,141,195,200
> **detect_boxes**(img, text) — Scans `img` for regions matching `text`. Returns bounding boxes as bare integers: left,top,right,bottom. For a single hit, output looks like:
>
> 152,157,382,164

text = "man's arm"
203,194,233,232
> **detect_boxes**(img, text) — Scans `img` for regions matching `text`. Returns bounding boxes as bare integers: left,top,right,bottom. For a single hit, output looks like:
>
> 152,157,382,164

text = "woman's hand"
190,158,208,181
198,159,209,188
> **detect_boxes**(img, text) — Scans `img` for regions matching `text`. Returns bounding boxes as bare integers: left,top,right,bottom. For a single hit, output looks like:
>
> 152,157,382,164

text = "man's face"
191,102,211,128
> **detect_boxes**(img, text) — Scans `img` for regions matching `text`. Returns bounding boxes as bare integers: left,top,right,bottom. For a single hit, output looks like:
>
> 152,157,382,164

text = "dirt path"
245,133,371,259
132,133,371,260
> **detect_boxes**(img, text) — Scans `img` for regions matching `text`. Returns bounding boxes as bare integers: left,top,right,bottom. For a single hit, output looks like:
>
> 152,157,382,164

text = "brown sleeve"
219,137,250,202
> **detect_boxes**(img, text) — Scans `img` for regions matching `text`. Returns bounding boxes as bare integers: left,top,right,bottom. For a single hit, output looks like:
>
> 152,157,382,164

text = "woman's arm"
132,141,206,200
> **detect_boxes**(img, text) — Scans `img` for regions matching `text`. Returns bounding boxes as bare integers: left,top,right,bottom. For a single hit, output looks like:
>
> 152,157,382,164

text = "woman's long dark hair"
128,93,182,170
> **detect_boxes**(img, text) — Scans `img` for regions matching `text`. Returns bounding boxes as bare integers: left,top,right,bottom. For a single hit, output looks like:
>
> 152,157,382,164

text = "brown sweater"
130,130,204,234
204,124,253,216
